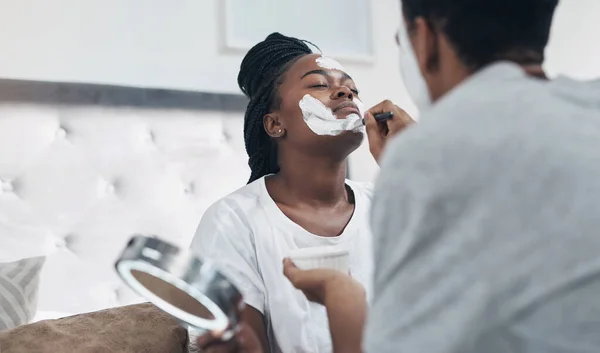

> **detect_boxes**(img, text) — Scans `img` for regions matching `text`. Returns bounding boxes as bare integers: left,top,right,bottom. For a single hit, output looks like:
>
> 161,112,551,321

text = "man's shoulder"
385,75,565,168
377,80,540,194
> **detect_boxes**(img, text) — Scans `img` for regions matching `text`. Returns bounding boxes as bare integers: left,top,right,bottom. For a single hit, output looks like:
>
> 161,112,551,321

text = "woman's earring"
277,128,283,136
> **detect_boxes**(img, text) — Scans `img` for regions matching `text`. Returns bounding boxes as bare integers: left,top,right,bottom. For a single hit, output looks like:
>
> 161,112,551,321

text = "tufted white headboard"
0,79,250,319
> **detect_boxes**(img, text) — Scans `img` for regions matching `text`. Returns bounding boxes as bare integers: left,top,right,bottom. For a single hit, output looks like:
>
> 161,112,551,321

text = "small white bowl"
288,246,349,273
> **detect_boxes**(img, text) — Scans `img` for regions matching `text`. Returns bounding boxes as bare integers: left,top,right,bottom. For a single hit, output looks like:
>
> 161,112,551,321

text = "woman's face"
266,53,364,158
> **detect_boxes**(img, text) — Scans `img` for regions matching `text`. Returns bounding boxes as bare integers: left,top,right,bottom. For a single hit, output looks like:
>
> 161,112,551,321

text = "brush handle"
362,111,394,125
374,112,394,122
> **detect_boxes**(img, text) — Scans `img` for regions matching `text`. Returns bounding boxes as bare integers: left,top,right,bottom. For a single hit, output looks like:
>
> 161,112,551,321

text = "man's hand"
283,259,366,353
282,259,365,305
196,324,264,353
364,100,415,163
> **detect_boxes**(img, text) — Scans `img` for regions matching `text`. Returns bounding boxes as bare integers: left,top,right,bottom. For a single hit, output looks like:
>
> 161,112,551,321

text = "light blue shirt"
366,62,600,353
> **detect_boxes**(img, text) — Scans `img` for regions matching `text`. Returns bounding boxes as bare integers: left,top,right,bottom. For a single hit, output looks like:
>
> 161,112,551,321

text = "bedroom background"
0,0,598,332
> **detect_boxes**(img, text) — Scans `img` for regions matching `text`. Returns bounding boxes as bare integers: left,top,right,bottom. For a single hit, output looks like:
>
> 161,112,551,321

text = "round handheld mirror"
115,235,244,340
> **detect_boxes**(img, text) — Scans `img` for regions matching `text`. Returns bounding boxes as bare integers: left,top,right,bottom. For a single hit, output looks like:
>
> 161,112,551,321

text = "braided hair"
238,33,314,184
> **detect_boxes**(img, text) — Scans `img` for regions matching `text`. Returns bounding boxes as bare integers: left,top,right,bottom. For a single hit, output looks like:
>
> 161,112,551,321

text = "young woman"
191,32,386,353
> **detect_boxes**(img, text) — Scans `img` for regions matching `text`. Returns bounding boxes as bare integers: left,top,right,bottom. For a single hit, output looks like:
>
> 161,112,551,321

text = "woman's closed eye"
309,84,360,95
309,83,329,90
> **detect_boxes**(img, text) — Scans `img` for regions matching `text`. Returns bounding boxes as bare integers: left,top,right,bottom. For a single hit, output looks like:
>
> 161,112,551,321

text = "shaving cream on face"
299,94,363,136
315,56,345,71
302,56,365,135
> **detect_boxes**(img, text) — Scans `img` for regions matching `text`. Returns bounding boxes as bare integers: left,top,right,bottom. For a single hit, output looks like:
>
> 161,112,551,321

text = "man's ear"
411,17,440,73
264,113,286,138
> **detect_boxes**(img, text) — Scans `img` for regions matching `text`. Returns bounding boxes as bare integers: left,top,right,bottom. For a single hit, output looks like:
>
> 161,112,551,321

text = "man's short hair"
402,0,559,69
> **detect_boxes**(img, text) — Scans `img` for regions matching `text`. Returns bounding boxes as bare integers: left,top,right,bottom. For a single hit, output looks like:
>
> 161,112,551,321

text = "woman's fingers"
197,326,264,353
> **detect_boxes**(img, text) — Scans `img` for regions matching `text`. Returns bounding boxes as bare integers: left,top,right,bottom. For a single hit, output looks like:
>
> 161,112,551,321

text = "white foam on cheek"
299,94,336,121
315,56,345,71
299,94,363,136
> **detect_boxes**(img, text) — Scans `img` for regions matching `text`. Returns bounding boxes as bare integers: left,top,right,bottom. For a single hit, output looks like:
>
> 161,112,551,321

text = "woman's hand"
364,100,415,163
196,323,264,353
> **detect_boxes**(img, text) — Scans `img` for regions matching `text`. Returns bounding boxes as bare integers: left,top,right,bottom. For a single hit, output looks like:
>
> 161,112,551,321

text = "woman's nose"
331,86,353,100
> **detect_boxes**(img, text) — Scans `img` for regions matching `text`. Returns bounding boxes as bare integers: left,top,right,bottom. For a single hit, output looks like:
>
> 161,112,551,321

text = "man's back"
366,63,600,353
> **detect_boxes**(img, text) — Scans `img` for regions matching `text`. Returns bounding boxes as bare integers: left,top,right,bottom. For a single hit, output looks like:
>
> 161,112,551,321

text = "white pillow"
0,257,45,330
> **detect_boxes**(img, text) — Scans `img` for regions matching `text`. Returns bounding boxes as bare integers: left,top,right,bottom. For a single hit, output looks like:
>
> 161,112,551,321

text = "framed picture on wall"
222,0,374,64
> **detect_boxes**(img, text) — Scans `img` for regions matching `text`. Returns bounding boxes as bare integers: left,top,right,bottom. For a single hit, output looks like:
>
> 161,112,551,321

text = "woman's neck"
272,154,349,206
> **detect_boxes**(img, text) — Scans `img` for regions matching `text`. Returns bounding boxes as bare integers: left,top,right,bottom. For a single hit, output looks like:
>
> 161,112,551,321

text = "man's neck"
521,64,548,80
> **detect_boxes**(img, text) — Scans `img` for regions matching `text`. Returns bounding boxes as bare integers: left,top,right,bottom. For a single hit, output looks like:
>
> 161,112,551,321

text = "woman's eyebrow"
301,69,353,81
301,69,329,79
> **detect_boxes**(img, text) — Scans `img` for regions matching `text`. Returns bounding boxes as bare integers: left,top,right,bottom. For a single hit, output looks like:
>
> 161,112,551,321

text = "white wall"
545,0,600,80
0,0,241,93
0,0,408,97
0,0,598,182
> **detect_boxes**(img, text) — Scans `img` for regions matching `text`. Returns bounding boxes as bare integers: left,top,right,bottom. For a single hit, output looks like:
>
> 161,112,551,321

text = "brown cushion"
0,303,189,353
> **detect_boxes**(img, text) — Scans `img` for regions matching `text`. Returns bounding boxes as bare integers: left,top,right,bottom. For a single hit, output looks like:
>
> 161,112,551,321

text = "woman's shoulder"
192,179,266,251
203,178,266,223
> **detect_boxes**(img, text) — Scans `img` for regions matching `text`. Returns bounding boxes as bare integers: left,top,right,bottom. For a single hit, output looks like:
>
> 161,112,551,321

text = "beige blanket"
0,303,189,353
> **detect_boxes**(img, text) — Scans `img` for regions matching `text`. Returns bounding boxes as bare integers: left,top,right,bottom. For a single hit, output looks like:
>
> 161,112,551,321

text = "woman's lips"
334,106,361,117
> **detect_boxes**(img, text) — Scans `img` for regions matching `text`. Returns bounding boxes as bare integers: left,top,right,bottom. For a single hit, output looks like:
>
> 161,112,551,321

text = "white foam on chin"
299,94,363,136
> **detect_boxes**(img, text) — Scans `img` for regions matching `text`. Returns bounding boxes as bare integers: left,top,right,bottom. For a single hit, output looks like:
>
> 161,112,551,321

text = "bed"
0,79,250,330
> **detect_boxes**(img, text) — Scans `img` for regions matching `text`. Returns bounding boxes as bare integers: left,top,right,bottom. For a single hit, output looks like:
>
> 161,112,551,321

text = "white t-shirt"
191,176,374,353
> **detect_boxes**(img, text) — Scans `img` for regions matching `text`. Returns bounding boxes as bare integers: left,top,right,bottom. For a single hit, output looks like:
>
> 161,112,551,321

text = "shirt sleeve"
190,200,266,313
364,131,495,353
